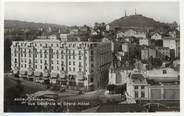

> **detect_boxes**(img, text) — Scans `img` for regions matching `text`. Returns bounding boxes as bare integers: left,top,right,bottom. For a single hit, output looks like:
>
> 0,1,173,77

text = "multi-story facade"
163,38,177,57
141,46,156,60
126,70,149,100
156,47,170,59
11,38,112,90
139,38,151,46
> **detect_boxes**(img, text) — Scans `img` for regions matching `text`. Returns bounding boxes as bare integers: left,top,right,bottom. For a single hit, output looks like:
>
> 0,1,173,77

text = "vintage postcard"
3,0,181,113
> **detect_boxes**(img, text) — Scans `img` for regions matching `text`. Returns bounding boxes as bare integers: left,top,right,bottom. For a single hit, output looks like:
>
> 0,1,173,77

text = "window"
45,60,47,64
134,86,138,89
62,67,64,71
24,64,26,68
79,51,81,55
73,55,75,59
90,77,94,82
79,56,81,60
73,67,75,71
91,50,94,55
29,59,31,64
79,68,82,72
57,60,59,64
40,53,42,58
35,65,37,69
40,60,42,63
57,66,59,70
163,70,167,74
135,91,138,98
61,50,63,54
51,66,54,70
40,65,42,69
91,57,94,61
91,64,94,67
73,50,75,54
73,62,75,65
61,61,64,65
69,67,71,71
79,62,82,67
141,86,145,89
69,61,71,65
141,91,145,98
15,59,17,63
68,50,71,54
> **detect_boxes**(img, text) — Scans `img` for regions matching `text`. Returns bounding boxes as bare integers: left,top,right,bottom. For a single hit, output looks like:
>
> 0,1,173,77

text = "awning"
13,69,19,74
44,69,49,73
20,70,27,75
51,73,59,78
34,71,42,77
28,70,34,76
77,74,84,80
58,77,67,82
89,83,94,86
59,73,66,78
43,72,49,77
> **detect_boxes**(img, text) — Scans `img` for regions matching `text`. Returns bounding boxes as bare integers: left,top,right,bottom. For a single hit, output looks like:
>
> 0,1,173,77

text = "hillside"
109,14,171,32
4,20,69,30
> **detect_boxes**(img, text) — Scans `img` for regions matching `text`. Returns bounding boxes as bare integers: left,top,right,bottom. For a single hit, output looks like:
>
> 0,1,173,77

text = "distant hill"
4,20,69,30
109,14,171,32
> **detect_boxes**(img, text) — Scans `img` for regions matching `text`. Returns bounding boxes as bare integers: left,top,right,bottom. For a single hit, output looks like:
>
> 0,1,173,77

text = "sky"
5,2,179,26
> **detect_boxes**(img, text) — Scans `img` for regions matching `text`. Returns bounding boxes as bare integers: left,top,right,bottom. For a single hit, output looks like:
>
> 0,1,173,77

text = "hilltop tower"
135,8,137,15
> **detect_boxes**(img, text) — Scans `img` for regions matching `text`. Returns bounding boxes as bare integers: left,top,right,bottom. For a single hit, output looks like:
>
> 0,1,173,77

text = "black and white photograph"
3,1,181,113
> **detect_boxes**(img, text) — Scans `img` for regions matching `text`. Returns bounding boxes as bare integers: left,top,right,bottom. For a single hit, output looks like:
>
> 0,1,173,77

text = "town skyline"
5,2,179,26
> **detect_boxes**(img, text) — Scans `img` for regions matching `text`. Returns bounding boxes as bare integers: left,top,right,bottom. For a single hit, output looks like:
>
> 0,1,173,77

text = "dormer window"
163,70,167,74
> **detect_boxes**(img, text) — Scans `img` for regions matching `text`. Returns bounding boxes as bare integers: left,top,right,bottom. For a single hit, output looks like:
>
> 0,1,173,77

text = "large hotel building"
11,38,112,90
